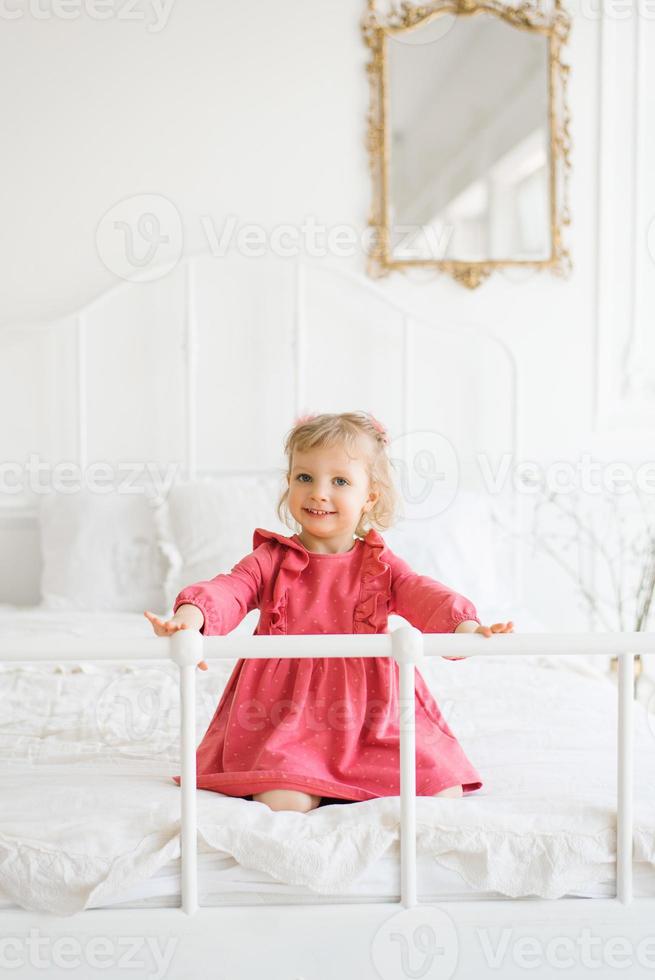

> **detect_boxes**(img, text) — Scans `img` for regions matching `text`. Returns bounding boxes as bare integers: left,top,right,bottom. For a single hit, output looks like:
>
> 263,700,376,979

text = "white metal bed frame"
1,628,654,980
166,627,648,914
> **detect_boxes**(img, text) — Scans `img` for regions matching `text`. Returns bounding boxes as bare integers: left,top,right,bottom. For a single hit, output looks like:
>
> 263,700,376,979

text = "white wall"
0,0,371,322
1,0,654,630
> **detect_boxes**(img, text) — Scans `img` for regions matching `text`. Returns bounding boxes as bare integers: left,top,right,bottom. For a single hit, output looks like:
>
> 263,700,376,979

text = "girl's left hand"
476,621,514,638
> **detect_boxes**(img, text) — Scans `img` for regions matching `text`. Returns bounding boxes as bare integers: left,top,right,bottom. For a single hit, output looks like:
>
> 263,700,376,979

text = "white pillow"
383,488,516,619
38,489,170,613
157,474,291,612
158,479,517,618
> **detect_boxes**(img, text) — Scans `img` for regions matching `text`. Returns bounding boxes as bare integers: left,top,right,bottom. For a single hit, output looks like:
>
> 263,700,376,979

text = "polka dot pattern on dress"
171,528,483,800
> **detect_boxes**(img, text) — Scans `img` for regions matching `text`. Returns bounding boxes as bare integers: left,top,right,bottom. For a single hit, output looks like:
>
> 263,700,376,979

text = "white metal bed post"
169,628,202,915
617,650,634,905
391,626,424,909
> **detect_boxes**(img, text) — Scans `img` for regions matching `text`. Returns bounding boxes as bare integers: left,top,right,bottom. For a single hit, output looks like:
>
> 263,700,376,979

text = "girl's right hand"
143,610,208,670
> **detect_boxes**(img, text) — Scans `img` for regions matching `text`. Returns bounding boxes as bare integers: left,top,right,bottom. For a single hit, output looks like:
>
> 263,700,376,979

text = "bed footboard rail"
164,628,654,914
1,628,647,913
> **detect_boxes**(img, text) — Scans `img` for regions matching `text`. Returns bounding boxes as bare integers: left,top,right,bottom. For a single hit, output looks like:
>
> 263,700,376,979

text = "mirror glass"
387,13,551,262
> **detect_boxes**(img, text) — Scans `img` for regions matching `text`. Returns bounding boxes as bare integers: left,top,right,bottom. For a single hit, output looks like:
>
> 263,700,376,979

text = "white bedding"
0,606,654,917
91,856,655,909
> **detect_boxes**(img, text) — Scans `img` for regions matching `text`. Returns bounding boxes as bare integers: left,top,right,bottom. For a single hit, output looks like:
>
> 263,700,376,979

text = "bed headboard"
0,254,520,606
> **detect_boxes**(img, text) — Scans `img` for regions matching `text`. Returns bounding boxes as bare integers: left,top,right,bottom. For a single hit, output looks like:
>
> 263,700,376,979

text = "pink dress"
171,527,483,801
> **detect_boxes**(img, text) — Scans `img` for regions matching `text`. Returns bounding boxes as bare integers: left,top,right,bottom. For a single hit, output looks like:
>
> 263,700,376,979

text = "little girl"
145,411,513,813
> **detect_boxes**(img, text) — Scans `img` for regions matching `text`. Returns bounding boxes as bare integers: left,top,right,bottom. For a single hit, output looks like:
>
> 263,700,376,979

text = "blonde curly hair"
276,411,402,539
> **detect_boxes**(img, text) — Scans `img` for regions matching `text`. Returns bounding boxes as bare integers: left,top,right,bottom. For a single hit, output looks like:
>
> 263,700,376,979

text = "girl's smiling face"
287,441,379,552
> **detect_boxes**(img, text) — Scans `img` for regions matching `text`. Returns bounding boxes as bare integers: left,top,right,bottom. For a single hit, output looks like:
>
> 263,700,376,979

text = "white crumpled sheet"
0,605,654,916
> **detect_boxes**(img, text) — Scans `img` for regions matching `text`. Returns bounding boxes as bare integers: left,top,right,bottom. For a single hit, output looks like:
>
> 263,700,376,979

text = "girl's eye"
295,474,349,486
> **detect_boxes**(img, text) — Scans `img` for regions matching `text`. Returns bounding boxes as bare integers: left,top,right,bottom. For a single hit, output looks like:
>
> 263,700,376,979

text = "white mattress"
0,605,654,916
85,854,655,909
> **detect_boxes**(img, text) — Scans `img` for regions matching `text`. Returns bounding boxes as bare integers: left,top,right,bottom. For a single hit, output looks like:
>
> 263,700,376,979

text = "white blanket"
0,607,653,916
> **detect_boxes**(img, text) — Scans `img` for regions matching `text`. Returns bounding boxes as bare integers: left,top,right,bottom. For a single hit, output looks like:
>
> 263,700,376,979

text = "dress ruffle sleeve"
387,548,480,658
172,544,270,636
251,528,308,634
353,528,392,633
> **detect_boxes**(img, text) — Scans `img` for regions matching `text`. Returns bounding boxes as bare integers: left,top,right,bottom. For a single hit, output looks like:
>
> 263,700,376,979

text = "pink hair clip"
294,412,317,427
368,413,389,445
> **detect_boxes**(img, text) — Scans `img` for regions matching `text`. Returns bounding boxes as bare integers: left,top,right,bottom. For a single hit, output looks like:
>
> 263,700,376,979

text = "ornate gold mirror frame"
362,0,572,289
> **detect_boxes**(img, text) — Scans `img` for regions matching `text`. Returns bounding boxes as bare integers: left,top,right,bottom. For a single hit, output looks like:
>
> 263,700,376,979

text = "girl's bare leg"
433,784,463,798
252,789,322,812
